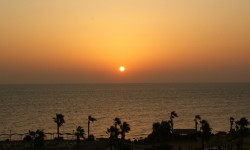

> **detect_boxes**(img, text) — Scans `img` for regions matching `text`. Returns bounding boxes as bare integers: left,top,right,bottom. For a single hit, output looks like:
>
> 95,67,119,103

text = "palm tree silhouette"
236,117,249,131
194,115,201,132
75,126,84,150
235,122,239,131
120,122,130,140
24,130,45,149
230,117,235,132
114,118,121,128
201,120,211,135
107,126,118,138
152,122,161,136
170,111,178,133
53,114,65,139
114,118,121,138
106,126,118,150
160,121,171,139
150,121,171,145
235,117,249,149
75,126,85,139
151,122,161,146
34,130,45,148
88,115,96,139
200,120,212,149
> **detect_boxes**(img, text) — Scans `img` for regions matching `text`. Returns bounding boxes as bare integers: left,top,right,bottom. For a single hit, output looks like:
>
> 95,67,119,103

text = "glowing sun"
119,66,125,72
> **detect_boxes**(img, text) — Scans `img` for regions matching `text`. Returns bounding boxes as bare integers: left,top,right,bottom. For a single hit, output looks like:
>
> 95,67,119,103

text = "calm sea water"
0,83,250,140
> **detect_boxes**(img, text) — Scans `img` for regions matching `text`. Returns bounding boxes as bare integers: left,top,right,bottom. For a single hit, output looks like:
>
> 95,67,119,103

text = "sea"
0,83,249,140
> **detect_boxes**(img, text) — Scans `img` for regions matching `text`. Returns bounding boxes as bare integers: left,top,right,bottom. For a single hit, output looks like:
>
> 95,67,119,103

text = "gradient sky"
0,0,250,83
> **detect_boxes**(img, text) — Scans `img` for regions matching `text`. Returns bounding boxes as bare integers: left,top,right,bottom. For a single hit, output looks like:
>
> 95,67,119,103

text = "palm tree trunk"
171,119,174,133
195,122,198,132
121,133,125,141
110,137,113,150
201,137,204,150
88,120,90,139
76,135,80,150
57,124,59,139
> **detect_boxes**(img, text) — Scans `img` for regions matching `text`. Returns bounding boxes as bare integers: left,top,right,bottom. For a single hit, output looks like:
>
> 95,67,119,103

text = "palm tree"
235,118,249,149
201,120,211,135
107,126,118,150
151,122,160,146
230,117,235,132
107,126,118,139
236,117,249,131
114,117,121,138
235,121,239,131
201,120,212,149
75,126,85,139
88,115,96,139
75,126,84,150
160,121,171,138
194,115,201,132
53,114,65,139
120,122,130,140
150,121,171,145
23,130,45,149
152,122,161,136
114,118,121,128
170,111,178,133
34,130,45,149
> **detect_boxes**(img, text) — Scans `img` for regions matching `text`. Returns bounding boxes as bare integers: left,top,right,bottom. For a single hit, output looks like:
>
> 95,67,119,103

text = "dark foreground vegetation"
0,112,249,150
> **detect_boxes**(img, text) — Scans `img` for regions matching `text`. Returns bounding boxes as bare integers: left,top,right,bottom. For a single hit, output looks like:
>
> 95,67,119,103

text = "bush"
86,134,95,141
54,137,64,141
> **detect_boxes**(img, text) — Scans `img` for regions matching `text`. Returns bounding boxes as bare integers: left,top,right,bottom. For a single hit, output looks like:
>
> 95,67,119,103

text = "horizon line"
1,82,250,85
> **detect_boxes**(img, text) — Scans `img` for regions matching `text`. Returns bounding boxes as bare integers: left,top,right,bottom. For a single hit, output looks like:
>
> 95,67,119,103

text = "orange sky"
0,0,250,83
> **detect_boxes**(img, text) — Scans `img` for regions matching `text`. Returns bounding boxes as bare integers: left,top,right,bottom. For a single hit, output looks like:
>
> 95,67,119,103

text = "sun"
119,66,125,72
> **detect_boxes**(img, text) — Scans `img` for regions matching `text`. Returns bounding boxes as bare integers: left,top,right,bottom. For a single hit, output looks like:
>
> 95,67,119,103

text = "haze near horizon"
1,0,250,83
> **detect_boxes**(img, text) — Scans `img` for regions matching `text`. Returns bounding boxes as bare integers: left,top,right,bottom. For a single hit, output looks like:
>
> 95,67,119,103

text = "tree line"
21,112,249,150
